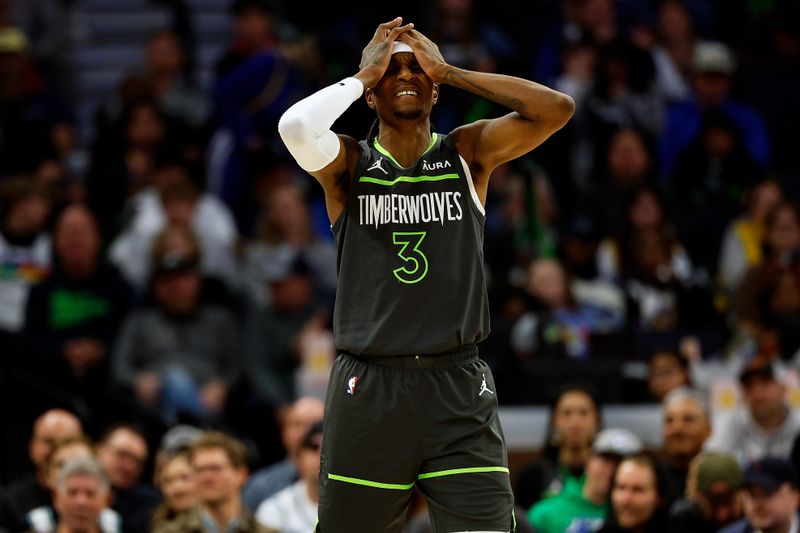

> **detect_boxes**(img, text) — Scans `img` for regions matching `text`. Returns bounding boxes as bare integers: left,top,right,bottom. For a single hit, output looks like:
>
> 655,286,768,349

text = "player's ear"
365,88,375,109
432,84,439,105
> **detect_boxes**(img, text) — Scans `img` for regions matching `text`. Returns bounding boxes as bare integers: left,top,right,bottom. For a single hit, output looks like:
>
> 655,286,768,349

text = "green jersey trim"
373,133,438,168
328,473,414,490
358,173,459,186
417,466,510,480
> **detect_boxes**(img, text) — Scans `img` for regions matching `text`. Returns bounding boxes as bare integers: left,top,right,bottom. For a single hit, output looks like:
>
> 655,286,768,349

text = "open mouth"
395,90,418,97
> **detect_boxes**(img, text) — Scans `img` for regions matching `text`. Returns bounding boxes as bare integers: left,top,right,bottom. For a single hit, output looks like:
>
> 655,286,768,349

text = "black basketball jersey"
331,132,490,355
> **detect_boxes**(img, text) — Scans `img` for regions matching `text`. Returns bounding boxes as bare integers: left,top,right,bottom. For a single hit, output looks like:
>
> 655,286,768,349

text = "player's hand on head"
357,17,414,88
398,29,448,83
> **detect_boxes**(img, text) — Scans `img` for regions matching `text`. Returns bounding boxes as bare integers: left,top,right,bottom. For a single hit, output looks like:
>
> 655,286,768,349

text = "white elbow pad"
278,77,364,172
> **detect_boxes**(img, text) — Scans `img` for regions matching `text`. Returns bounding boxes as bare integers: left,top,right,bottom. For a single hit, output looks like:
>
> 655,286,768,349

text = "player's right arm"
278,17,413,223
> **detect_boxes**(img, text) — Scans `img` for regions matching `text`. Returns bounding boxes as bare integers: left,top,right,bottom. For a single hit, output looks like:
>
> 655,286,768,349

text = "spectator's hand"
356,17,414,88
680,336,702,362
200,379,227,417
397,29,449,83
134,372,161,406
64,339,106,372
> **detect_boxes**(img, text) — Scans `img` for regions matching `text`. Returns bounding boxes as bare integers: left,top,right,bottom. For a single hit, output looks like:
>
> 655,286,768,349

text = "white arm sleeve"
277,77,364,172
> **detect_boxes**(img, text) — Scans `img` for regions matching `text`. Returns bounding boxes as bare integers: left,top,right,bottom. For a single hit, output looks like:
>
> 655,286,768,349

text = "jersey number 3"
392,232,429,284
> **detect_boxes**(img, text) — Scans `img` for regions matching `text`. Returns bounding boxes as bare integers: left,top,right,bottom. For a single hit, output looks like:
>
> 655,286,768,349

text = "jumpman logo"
478,374,494,396
367,157,389,175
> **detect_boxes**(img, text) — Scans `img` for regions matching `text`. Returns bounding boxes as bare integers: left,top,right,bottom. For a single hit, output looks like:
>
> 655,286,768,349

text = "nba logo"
347,376,358,395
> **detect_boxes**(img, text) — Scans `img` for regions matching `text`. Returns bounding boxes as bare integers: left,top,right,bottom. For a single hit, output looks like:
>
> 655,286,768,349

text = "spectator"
718,179,783,308
511,258,623,360
243,396,324,511
515,385,601,509
0,409,83,532
580,127,655,236
0,179,51,340
22,204,133,432
583,39,662,165
0,27,73,178
528,427,643,533
95,425,160,533
25,436,122,533
144,31,209,129
660,388,712,500
243,255,329,409
671,112,762,273
719,457,800,533
650,0,695,103
243,183,337,308
33,456,115,533
109,157,240,294
111,228,241,424
660,40,771,177
150,450,197,528
598,186,715,352
255,421,321,532
208,0,302,232
669,452,743,533
9,0,87,93
735,201,800,359
215,0,280,78
153,432,276,533
599,453,672,533
596,185,690,286
706,359,800,465
647,348,691,402
87,99,178,237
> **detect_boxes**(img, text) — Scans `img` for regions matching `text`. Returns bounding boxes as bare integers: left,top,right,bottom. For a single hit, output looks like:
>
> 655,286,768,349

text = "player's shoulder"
448,120,492,165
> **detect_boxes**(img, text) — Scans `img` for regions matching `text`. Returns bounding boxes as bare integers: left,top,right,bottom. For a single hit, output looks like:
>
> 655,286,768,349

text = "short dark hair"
98,423,148,447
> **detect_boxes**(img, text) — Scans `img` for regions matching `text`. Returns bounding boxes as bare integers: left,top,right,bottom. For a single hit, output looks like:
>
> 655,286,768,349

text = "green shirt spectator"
529,488,607,533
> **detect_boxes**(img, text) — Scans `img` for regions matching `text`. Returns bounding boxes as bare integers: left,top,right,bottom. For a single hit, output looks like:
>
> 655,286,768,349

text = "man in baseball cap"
718,457,799,533
706,359,800,466
670,452,744,531
529,429,643,533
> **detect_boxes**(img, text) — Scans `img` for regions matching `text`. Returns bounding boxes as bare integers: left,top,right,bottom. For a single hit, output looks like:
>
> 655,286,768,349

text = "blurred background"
1,0,800,531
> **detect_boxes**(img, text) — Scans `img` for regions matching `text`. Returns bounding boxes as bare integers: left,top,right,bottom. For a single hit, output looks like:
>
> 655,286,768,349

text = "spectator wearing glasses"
95,424,160,532
154,431,277,533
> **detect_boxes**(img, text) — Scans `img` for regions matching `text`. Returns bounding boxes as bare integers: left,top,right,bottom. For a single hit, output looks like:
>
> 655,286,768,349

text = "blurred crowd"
1,0,800,531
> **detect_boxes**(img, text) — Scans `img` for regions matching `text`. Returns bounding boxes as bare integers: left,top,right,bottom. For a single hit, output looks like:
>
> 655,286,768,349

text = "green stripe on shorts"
328,473,415,490
417,466,510,480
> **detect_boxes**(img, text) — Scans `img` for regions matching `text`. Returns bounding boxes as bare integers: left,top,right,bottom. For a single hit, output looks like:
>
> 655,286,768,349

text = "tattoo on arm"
443,69,524,112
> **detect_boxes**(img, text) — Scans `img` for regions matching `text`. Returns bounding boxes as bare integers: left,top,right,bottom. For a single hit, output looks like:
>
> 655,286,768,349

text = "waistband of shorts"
343,344,479,369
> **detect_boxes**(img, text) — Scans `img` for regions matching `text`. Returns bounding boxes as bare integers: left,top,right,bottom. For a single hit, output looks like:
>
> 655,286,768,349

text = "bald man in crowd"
0,409,84,531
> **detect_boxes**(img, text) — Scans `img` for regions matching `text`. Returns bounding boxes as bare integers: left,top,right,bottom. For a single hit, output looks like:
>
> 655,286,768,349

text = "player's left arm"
398,29,574,189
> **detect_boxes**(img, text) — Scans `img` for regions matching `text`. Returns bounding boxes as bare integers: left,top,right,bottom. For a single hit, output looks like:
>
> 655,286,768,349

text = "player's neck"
376,121,433,168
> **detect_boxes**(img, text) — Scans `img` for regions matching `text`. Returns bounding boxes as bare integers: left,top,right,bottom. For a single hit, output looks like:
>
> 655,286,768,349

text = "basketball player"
278,17,574,532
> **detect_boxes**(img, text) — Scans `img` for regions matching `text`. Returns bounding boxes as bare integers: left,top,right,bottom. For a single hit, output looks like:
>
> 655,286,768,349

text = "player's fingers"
375,17,402,38
397,32,418,47
387,22,414,41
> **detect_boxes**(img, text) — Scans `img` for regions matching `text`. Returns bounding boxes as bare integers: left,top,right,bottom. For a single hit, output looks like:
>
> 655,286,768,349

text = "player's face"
369,53,437,121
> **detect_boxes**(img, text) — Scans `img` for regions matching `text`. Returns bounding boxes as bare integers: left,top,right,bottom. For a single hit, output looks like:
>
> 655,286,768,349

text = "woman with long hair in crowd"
514,384,601,510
